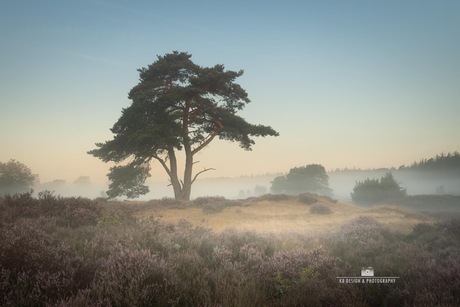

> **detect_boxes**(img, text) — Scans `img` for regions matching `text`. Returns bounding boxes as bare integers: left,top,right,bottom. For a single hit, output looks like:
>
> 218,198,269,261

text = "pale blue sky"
1,0,459,183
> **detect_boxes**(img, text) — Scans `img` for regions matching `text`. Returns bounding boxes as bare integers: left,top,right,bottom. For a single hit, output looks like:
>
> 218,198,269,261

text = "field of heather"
1,192,459,306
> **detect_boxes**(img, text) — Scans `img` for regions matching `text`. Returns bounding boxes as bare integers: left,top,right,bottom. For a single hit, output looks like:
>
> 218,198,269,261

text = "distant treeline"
399,151,460,171
331,151,460,173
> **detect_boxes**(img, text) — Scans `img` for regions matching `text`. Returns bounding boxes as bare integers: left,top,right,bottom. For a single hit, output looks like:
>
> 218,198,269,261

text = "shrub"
0,191,102,228
88,245,180,306
256,194,291,202
193,196,242,213
0,219,93,306
298,193,317,205
309,203,332,215
156,197,186,208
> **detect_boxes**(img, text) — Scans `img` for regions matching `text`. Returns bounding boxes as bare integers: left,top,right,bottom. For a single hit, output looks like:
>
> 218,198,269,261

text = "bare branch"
191,130,220,155
191,167,216,185
153,155,172,178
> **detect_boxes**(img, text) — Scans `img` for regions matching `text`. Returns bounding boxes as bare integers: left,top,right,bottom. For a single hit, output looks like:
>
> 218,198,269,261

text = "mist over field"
31,167,460,203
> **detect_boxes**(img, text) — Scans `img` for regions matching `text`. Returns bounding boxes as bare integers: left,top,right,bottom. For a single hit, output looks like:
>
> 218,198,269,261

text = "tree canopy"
89,51,278,200
270,164,332,196
0,159,35,195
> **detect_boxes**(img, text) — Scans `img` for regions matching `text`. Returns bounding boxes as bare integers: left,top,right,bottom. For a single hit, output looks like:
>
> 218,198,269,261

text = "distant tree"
351,172,407,204
89,51,278,200
254,185,267,196
270,176,288,194
0,159,35,195
270,164,332,196
74,176,91,185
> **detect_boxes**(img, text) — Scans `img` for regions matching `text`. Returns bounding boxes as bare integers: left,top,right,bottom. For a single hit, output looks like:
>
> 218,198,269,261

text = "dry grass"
135,196,435,234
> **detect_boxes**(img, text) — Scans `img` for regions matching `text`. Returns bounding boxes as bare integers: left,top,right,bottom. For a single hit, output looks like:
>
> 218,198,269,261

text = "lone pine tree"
89,51,278,200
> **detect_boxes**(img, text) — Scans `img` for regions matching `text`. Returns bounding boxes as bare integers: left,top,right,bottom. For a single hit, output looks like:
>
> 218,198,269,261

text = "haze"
1,1,459,198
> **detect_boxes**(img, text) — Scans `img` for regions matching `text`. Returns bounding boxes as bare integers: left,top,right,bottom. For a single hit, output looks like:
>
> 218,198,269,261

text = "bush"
193,196,242,213
0,191,102,227
255,194,291,202
298,193,317,205
0,219,93,306
155,197,186,208
310,203,332,215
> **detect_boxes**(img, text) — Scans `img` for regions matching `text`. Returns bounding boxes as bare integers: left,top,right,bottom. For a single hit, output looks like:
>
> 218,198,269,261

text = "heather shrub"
0,220,94,306
325,216,460,306
155,197,186,208
2,191,460,306
310,203,332,214
0,191,102,228
329,216,387,262
257,193,291,201
326,216,408,278
258,248,312,297
0,191,39,220
170,250,212,304
96,210,123,227
88,244,180,306
193,196,242,213
134,218,212,258
217,229,276,262
322,195,338,203
193,196,226,205
298,192,317,205
257,247,353,305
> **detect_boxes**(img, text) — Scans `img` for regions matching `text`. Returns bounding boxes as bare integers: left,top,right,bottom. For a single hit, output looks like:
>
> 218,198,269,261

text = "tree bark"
167,147,183,200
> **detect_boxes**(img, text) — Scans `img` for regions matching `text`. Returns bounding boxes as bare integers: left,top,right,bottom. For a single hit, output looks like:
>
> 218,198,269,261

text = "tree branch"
153,155,172,178
191,167,216,185
191,124,223,156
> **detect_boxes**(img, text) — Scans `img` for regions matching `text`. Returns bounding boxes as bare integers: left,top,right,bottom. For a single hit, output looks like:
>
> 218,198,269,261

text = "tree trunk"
181,149,193,201
167,147,183,200
179,98,193,201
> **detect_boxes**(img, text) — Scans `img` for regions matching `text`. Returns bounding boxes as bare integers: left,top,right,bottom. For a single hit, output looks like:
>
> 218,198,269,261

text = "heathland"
1,191,459,306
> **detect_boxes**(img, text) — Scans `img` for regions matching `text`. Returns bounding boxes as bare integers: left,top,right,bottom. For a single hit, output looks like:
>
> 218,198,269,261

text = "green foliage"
89,51,278,200
0,160,35,195
271,164,333,196
351,172,407,204
106,163,151,199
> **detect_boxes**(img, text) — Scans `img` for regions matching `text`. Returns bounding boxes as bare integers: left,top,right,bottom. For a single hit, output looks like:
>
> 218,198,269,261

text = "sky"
1,0,460,186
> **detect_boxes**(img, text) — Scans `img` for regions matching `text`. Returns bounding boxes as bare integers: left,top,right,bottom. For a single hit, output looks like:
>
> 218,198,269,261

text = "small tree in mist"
0,159,35,195
351,172,407,204
74,176,91,185
88,51,278,200
270,164,332,196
